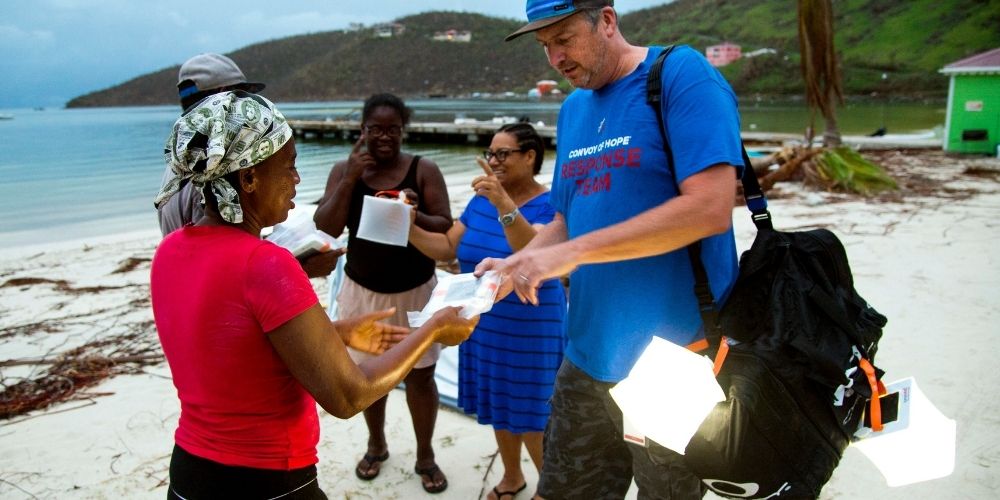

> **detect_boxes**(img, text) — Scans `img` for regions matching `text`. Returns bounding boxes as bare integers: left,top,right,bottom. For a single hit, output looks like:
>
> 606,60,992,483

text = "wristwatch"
498,207,520,227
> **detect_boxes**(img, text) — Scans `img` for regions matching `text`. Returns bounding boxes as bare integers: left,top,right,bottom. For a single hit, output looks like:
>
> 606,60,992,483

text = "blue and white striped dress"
456,192,567,433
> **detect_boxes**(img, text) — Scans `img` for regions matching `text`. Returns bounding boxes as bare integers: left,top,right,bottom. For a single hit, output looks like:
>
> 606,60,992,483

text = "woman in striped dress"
409,123,567,499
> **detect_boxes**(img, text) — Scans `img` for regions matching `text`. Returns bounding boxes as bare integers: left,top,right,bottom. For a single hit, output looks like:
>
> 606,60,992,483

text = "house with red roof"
706,42,742,67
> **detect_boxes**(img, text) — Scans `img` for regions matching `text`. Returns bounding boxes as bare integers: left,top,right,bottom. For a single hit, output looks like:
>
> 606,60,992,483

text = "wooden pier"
288,120,941,151
288,119,557,147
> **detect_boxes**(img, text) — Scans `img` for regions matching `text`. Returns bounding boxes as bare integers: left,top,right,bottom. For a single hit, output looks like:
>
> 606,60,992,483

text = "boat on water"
0,114,14,120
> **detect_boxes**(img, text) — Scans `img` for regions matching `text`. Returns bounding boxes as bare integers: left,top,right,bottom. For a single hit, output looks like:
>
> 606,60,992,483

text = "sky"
1,0,673,109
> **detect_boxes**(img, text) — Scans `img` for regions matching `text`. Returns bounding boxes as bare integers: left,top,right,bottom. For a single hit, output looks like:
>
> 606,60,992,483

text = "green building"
941,47,1000,155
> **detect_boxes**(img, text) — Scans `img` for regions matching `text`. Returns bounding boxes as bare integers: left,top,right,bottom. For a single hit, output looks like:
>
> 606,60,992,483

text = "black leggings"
167,445,327,499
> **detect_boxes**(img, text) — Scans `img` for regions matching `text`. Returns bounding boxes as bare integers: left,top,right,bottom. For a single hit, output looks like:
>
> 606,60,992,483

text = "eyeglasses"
364,125,403,138
482,148,525,163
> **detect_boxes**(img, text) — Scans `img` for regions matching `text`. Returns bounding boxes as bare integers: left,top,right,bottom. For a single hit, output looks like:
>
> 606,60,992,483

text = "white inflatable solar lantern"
851,377,956,487
610,337,725,454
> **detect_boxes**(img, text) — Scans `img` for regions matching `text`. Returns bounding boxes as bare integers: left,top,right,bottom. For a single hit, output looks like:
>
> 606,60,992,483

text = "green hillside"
625,0,1000,97
67,1,999,107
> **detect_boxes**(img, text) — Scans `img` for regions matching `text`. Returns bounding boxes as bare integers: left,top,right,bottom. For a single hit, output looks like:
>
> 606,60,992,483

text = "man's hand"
475,245,577,306
299,247,346,278
474,214,571,306
337,307,409,354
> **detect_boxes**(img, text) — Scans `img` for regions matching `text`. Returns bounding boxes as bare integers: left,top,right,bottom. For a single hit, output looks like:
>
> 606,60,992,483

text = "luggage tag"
622,413,649,447
853,378,911,440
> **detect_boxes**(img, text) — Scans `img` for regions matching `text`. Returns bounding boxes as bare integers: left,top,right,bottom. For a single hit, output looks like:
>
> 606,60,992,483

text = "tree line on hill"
67,0,999,108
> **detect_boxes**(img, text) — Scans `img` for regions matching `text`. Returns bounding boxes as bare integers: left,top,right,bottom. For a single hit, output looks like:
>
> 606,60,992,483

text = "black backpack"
647,46,889,499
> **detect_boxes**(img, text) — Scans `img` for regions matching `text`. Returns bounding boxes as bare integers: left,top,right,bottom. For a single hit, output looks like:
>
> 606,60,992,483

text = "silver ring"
518,274,530,282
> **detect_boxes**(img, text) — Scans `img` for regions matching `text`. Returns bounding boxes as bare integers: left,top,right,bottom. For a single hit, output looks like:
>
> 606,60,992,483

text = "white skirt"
338,274,441,369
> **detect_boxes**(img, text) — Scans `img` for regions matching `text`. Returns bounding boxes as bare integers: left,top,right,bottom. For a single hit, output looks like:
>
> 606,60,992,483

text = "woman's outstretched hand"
338,307,409,354
423,306,478,346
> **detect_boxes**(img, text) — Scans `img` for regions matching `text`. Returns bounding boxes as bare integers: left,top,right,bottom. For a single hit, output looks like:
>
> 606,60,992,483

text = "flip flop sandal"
414,463,448,494
354,451,389,481
492,482,527,499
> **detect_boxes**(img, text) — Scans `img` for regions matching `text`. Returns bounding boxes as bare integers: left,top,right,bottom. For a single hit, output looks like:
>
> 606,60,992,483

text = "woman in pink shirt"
152,91,477,499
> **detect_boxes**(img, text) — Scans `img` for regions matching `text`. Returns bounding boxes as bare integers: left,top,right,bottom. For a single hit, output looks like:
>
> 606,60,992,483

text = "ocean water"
0,99,942,250
0,100,562,249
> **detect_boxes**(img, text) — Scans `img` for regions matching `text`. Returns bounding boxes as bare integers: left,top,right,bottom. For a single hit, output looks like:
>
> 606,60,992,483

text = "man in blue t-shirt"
476,1,744,498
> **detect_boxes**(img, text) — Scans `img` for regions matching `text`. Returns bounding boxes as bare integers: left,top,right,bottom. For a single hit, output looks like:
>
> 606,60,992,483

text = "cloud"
164,11,189,29
1,0,673,107
0,25,55,44
231,10,347,37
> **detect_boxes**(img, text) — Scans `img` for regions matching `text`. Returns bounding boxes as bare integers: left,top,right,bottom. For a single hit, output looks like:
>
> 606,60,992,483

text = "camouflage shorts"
537,360,705,500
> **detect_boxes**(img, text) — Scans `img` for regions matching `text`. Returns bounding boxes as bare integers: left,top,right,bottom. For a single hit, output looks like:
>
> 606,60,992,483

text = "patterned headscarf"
155,91,292,224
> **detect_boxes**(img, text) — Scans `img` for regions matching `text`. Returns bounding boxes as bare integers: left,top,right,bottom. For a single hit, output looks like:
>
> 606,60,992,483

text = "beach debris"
0,328,162,419
962,165,1000,179
0,276,129,295
0,248,162,421
810,146,898,195
742,144,898,197
112,257,151,274
749,145,823,191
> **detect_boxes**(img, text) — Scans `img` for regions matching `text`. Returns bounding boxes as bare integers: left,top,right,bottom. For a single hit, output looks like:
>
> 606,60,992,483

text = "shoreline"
1,150,999,498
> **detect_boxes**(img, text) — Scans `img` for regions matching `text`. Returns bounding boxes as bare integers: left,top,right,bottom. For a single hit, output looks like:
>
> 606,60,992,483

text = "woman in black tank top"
342,154,436,292
313,93,453,493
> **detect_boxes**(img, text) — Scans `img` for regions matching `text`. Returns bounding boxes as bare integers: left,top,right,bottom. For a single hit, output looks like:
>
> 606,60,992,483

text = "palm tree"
798,0,843,147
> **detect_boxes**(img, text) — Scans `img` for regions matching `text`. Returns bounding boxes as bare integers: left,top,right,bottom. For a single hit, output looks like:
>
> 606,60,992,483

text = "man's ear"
600,6,617,37
239,168,258,193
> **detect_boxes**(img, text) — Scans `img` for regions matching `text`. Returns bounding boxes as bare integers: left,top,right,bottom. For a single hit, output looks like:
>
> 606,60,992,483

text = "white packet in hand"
357,194,412,246
267,217,342,258
407,271,501,327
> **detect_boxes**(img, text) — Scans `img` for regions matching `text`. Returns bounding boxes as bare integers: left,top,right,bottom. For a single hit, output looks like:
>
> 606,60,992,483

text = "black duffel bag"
682,225,888,499
647,47,889,499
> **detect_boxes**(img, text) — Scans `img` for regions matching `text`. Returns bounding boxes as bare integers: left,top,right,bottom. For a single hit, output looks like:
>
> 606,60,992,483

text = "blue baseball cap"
505,0,613,41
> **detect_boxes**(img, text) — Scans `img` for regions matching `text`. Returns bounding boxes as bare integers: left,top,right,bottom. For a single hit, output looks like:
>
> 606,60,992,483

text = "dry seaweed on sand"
0,328,162,420
0,251,162,420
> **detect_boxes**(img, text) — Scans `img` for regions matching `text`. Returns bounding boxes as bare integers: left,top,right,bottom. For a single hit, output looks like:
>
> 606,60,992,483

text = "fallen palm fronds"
808,146,898,195
753,146,824,191
741,144,898,198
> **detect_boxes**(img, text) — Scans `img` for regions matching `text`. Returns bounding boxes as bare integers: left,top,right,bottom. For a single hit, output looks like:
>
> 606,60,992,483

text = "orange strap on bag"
686,338,710,353
859,358,885,431
686,337,730,376
712,339,730,376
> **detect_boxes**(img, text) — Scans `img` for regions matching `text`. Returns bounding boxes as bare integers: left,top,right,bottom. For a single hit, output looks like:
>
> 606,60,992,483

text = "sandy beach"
1,150,999,499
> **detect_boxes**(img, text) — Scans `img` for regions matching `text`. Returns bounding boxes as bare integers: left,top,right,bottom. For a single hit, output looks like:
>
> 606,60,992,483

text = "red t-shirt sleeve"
245,242,319,333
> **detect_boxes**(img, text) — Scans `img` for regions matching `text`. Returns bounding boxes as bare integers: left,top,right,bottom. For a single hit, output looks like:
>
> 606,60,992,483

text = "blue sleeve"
458,196,478,227
550,100,572,216
527,194,557,225
661,47,744,183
